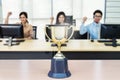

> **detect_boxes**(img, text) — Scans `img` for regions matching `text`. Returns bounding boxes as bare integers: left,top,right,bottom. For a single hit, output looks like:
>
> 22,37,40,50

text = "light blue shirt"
80,22,101,39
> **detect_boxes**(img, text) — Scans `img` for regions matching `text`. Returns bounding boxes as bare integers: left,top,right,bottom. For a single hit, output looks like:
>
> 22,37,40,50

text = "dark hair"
19,11,28,18
93,10,103,16
56,11,66,24
19,11,28,23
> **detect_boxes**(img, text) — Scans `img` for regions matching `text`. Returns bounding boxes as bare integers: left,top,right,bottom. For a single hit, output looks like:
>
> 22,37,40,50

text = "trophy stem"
53,41,65,59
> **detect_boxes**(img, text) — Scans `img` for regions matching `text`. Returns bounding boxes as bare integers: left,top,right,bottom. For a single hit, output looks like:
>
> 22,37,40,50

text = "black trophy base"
48,58,71,78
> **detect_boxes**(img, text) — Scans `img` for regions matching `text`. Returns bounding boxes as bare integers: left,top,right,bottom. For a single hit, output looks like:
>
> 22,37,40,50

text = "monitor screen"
100,24,120,39
0,24,24,38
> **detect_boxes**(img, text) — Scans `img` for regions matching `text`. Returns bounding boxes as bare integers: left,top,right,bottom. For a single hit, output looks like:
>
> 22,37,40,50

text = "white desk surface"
0,39,120,52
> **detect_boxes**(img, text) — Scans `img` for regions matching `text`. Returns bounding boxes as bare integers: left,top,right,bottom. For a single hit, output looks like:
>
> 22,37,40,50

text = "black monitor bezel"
0,24,24,38
100,24,120,39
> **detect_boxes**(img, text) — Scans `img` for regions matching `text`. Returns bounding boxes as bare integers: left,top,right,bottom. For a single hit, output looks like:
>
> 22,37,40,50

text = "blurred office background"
0,0,120,40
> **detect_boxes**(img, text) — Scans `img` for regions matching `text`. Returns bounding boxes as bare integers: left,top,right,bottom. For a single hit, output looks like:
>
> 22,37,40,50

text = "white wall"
1,0,105,41
53,0,73,16
33,0,51,19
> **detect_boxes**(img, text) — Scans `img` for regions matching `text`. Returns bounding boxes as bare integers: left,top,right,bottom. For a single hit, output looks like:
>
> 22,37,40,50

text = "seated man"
80,10,103,39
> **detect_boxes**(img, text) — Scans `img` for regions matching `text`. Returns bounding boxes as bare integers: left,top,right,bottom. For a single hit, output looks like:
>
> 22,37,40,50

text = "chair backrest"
66,16,73,25
32,26,37,39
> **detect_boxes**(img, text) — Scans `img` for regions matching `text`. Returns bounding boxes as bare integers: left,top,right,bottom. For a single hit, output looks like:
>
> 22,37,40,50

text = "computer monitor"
100,24,120,47
0,24,24,46
101,24,120,39
0,24,24,38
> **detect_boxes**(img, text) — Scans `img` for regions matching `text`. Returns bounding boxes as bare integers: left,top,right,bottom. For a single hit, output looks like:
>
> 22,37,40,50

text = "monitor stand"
4,37,20,46
104,38,120,47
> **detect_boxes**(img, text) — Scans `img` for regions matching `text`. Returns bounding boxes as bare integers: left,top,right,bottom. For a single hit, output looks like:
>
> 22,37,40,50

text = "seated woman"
50,11,69,25
5,12,33,39
50,11,69,44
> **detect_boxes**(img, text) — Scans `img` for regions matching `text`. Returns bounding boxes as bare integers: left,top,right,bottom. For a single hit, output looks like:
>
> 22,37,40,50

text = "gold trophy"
45,24,74,78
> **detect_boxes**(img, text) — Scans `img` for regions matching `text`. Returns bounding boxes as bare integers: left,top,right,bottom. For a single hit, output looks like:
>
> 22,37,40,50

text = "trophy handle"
67,26,74,40
45,26,52,41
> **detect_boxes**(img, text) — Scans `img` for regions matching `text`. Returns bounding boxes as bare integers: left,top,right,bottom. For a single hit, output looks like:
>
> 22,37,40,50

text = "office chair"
65,16,73,25
32,26,37,39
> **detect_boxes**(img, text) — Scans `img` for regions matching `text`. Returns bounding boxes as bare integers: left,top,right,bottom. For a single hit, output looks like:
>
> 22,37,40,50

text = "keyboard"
6,39,25,42
97,39,113,42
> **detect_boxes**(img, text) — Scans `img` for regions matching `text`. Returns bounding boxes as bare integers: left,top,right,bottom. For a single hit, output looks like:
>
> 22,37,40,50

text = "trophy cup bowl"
45,24,74,78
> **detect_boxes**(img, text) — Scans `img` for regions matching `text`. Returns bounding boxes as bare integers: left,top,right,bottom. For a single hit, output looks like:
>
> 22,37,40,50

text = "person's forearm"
4,16,9,24
80,23,87,35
